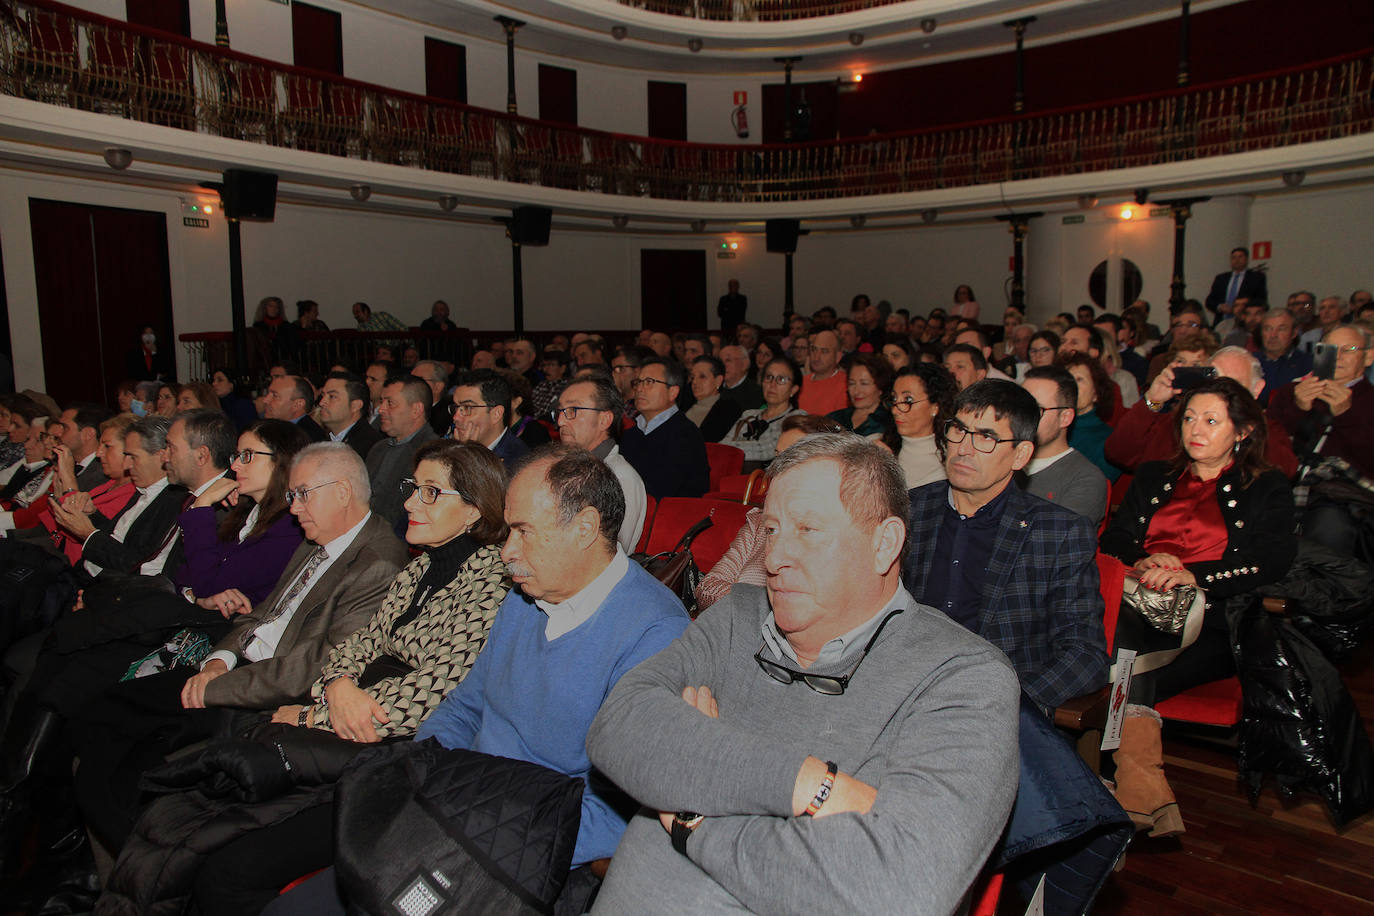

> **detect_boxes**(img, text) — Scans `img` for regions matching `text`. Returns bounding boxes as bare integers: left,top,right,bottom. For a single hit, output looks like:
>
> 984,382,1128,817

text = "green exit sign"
1061,214,1085,225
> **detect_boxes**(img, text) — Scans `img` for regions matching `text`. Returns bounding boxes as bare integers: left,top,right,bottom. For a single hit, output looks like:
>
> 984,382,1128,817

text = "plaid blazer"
904,481,1108,710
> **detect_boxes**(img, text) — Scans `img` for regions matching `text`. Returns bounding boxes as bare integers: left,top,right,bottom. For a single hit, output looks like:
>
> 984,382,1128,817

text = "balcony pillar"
1004,17,1036,113
496,17,525,115
1162,197,1210,310
214,0,229,47
996,212,1042,312
775,56,801,141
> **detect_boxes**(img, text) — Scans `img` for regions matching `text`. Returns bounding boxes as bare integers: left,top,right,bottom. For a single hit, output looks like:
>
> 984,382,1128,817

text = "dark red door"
28,200,175,406
640,250,706,331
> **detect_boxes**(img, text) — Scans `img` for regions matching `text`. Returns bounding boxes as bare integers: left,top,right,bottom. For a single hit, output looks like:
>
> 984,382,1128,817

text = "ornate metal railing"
614,0,911,22
2,0,1371,203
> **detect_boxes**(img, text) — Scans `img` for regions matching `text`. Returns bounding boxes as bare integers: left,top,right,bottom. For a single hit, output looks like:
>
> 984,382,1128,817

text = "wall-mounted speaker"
765,218,800,253
510,206,552,246
220,169,278,221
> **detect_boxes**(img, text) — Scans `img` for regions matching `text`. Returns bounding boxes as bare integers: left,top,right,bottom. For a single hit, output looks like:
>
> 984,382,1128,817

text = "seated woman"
751,336,784,382
1027,330,1060,370
890,363,957,490
718,356,805,468
161,441,512,915
829,352,893,440
175,381,223,414
1059,352,1120,482
882,335,916,373
685,355,743,443
1100,379,1295,837
500,370,552,451
696,415,844,612
212,370,259,430
154,383,179,418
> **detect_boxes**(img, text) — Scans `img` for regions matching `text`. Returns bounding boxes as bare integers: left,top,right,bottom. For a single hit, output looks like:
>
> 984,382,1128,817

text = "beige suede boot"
1111,704,1185,838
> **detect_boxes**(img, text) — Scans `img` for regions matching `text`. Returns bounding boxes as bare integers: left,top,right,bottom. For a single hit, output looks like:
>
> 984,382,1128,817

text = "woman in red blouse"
1101,378,1296,837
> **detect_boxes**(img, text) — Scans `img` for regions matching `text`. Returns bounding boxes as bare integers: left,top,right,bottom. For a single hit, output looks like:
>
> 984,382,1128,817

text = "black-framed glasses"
400,478,468,505
760,373,793,386
887,396,930,414
551,406,609,421
754,608,903,696
286,480,340,505
943,418,1021,453
631,377,669,389
230,448,276,465
1038,406,1074,418
452,401,495,417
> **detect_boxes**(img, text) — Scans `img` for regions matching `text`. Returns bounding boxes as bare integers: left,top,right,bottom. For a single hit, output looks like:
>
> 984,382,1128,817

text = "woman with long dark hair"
1100,379,1295,837
889,363,957,489
1059,352,1120,482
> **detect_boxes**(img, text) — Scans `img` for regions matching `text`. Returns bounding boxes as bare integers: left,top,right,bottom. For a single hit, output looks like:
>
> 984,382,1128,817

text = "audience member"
1257,308,1312,402
717,278,747,336
890,363,956,491
718,345,761,409
685,356,744,443
447,369,529,472
351,301,408,334
718,357,805,468
409,360,453,435
1020,366,1109,527
619,358,709,499
881,335,915,372
316,372,383,459
555,378,647,553
830,352,893,439
365,375,439,534
1298,295,1349,352
589,432,1019,914
1204,246,1267,324
362,360,390,426
942,342,988,391
418,299,456,332
1027,330,1060,368
498,369,552,452
262,376,327,442
531,347,571,419
904,380,1107,711
1059,352,1120,483
954,327,1013,380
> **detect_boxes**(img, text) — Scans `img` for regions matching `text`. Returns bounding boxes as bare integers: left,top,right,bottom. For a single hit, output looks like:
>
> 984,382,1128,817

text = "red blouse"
1142,466,1229,564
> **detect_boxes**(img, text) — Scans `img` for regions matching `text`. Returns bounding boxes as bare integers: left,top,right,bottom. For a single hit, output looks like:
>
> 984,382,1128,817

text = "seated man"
942,342,988,391
68,443,407,850
587,432,1019,914
619,358,709,500
555,377,647,553
262,375,328,443
365,375,438,534
1104,345,1298,477
449,368,531,471
316,371,383,459
904,380,1107,711
268,445,690,913
1020,366,1109,527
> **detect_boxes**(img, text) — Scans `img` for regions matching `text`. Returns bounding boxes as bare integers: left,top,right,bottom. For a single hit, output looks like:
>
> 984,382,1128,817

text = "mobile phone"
1171,367,1216,391
1312,343,1338,381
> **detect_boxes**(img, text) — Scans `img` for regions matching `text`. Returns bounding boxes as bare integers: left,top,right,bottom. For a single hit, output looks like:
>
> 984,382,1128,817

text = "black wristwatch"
670,811,704,855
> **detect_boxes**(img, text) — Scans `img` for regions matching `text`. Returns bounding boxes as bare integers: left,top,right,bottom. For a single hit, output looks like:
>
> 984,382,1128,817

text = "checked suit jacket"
903,481,1108,710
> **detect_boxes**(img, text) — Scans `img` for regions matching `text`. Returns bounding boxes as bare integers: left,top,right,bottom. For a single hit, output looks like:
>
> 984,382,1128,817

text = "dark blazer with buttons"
1204,269,1267,319
1099,461,1296,600
904,481,1107,710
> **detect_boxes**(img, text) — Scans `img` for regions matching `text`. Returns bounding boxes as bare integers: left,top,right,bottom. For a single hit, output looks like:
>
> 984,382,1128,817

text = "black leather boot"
1,706,65,792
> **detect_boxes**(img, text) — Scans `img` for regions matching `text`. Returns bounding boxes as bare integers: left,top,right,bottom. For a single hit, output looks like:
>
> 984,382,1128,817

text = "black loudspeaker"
510,206,552,246
221,169,278,221
765,218,800,253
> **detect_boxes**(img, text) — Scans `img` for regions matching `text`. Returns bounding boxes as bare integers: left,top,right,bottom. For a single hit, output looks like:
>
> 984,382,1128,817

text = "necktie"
241,546,329,650
1226,272,1242,307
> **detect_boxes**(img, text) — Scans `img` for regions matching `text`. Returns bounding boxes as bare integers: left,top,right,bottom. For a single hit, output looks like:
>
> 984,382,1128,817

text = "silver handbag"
1122,579,1200,636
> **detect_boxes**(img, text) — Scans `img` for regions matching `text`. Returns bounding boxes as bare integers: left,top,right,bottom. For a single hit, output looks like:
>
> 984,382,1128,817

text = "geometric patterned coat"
307,543,511,738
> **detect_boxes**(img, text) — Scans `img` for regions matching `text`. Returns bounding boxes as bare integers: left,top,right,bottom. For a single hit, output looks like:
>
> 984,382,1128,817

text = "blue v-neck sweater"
416,562,690,866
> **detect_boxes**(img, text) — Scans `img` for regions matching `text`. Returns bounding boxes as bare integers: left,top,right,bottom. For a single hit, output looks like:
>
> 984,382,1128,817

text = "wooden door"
640,249,705,331
28,200,175,406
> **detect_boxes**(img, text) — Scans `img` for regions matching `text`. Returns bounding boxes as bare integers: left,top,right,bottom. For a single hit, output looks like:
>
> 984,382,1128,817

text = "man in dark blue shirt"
904,380,1107,711
1258,310,1312,405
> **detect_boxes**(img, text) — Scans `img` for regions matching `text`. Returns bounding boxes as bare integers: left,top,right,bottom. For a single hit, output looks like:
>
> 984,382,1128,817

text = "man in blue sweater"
417,444,690,872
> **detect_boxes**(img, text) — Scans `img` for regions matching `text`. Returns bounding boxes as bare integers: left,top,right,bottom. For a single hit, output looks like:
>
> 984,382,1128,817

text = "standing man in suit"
365,376,438,535
1204,247,1267,326
317,372,383,460
69,442,407,852
449,369,530,472
263,376,328,443
717,279,747,338
903,380,1106,713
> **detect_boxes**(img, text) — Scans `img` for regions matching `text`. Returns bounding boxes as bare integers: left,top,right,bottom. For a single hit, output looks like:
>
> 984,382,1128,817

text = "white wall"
5,164,1372,391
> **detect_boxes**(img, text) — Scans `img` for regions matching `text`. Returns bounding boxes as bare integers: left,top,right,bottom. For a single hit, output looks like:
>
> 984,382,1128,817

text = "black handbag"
632,515,713,617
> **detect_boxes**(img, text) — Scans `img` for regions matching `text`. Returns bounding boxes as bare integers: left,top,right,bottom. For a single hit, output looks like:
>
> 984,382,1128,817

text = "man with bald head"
798,330,848,415
70,443,408,850
1104,345,1298,477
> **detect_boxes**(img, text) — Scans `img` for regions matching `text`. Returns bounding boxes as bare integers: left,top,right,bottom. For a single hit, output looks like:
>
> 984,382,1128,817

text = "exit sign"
183,217,210,228
1062,214,1085,225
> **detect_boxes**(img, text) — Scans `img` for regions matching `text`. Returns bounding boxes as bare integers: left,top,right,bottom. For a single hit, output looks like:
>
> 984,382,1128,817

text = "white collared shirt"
205,511,373,670
328,421,358,443
535,548,630,640
635,404,679,436
139,471,230,578
761,584,911,669
82,475,172,578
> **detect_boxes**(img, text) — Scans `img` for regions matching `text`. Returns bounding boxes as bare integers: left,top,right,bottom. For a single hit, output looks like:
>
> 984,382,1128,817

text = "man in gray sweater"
1021,366,1109,528
587,433,1020,915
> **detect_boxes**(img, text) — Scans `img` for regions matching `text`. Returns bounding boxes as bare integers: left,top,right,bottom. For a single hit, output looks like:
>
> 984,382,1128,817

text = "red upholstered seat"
1156,677,1244,727
634,495,656,554
641,498,751,574
704,443,744,494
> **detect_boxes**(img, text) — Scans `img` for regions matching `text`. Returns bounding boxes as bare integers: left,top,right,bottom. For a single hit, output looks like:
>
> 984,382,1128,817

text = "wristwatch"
670,811,704,855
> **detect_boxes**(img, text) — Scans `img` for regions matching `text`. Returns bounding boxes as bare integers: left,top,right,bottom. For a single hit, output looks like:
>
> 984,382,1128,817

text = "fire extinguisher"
732,104,749,139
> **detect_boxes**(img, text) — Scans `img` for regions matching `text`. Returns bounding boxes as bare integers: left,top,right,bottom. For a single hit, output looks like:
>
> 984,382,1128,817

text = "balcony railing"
2,0,1371,204
614,0,911,22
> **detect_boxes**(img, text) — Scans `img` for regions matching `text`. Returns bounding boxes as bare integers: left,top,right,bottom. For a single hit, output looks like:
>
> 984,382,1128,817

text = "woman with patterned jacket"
271,439,512,740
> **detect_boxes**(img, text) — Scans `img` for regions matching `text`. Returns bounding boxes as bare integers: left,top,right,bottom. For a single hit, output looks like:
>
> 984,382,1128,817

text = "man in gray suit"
365,375,438,536
588,433,1019,914
70,442,407,851
1020,366,1109,528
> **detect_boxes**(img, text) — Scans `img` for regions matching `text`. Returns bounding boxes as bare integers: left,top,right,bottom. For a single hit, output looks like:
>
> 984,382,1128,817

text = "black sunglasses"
754,607,903,695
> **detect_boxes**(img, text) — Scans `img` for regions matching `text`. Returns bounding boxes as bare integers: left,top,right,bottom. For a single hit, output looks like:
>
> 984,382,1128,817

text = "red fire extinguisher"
732,103,749,139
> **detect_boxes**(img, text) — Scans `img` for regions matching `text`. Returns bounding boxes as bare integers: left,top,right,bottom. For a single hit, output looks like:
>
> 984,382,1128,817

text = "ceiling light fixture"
350,184,371,202
687,38,703,52
848,32,863,46
1281,170,1306,187
612,214,629,229
920,18,937,34
103,147,132,169
438,195,457,212
921,209,938,224
611,25,627,40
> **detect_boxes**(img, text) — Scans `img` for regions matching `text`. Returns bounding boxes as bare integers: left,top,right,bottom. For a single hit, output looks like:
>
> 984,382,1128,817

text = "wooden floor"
1094,642,1374,915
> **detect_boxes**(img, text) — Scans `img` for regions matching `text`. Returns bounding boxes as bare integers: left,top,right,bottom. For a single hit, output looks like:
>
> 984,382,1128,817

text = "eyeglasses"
943,418,1021,453
452,401,494,417
887,396,930,413
1327,344,1372,354
631,377,669,389
285,480,340,505
551,406,609,421
1038,406,1074,417
400,478,468,505
754,608,903,696
761,374,793,385
230,448,276,465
